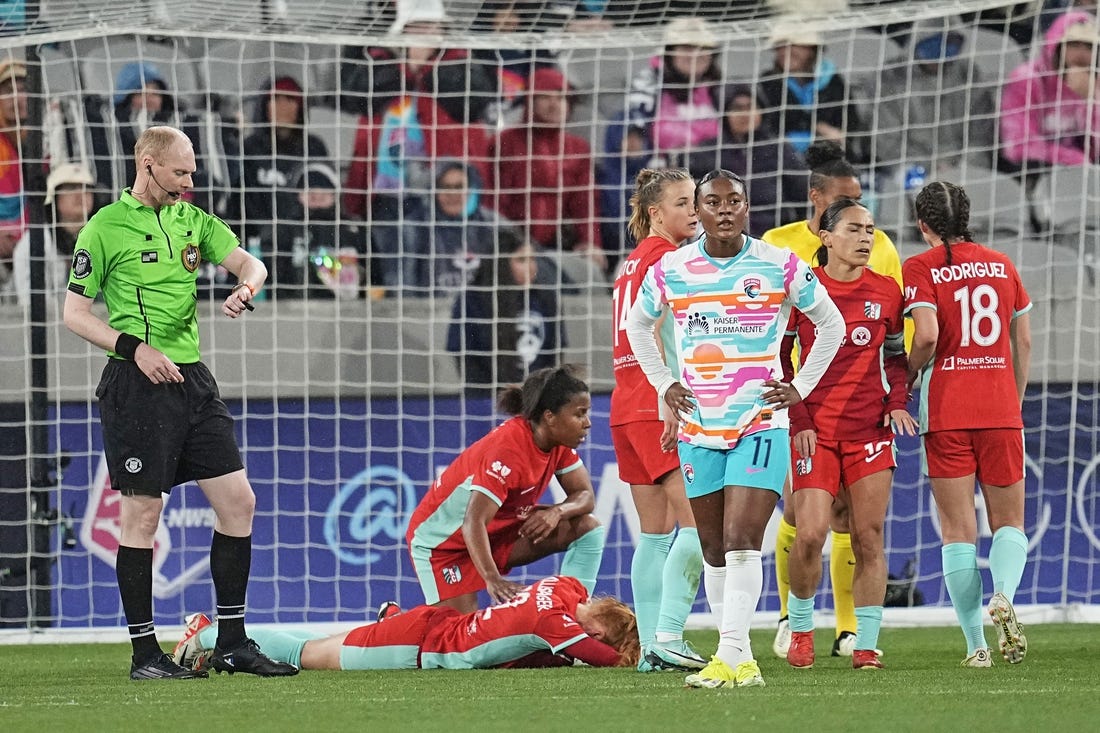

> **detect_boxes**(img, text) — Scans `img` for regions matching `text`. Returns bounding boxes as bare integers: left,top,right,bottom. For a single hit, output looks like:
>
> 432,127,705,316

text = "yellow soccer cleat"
684,655,736,689
733,659,766,687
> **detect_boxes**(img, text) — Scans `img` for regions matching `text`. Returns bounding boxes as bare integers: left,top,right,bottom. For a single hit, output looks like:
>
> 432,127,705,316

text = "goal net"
1,0,1098,634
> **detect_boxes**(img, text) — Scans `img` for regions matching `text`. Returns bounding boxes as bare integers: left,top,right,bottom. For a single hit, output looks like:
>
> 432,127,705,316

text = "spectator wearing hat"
627,16,725,160
491,66,606,280
338,0,497,123
756,22,868,163
872,16,998,178
250,160,365,300
0,58,27,281
999,10,1100,172
241,76,335,299
684,84,809,236
8,163,98,306
70,61,237,221
342,1,493,292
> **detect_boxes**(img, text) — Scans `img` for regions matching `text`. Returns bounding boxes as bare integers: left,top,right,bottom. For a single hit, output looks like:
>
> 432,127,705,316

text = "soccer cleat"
172,612,214,670
130,652,209,680
376,601,402,623
832,630,857,657
636,651,659,673
961,647,993,668
786,630,815,669
684,655,736,689
203,638,300,677
644,639,708,670
733,659,766,687
988,592,1027,664
772,616,791,658
852,649,884,670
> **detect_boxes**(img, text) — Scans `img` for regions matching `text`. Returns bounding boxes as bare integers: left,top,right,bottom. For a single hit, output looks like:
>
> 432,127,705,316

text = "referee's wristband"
115,333,143,361
232,281,256,297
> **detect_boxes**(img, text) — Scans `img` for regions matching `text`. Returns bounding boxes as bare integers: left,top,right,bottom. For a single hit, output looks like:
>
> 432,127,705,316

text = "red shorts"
344,605,459,649
923,429,1024,486
611,421,680,485
414,526,520,603
341,605,461,669
791,437,896,496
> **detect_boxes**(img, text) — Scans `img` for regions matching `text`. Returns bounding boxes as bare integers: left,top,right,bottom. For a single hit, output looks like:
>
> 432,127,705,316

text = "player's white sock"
716,549,762,668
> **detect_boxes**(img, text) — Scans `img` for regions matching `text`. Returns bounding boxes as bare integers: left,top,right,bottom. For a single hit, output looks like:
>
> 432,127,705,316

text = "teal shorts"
678,428,790,500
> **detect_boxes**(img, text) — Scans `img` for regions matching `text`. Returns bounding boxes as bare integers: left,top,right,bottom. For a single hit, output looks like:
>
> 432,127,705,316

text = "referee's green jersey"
67,189,240,364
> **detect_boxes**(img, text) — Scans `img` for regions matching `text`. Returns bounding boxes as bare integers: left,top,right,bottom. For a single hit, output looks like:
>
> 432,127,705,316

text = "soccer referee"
64,126,296,680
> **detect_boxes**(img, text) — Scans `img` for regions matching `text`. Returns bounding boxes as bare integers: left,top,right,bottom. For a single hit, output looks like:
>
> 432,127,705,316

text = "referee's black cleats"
130,652,209,680
203,638,299,677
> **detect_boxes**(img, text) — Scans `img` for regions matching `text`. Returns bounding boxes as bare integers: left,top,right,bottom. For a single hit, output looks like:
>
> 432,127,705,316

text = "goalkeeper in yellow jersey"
761,140,904,659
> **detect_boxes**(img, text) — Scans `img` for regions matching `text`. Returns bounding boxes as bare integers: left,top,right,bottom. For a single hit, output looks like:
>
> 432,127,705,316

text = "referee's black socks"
211,531,252,649
117,545,162,662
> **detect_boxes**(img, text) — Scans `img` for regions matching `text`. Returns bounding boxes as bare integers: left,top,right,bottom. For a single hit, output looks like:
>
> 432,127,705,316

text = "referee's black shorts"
95,359,245,497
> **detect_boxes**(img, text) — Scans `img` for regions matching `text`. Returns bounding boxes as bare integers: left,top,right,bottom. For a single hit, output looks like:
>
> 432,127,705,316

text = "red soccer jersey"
419,576,597,668
405,417,583,552
787,267,907,441
611,235,677,426
903,241,1031,432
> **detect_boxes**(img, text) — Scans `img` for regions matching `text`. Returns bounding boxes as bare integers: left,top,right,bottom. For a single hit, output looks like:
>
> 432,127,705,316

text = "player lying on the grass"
173,575,640,671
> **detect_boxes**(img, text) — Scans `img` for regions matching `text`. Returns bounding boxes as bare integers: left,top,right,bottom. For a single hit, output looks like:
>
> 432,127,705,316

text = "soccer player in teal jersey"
625,169,845,688
64,126,296,680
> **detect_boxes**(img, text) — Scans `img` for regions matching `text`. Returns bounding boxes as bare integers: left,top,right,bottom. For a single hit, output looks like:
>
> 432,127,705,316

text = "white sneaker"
172,612,214,670
988,592,1027,664
772,616,791,658
961,647,993,668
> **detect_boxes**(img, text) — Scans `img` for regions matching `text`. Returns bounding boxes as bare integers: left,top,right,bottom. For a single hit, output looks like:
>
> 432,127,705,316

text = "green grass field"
2,624,1098,733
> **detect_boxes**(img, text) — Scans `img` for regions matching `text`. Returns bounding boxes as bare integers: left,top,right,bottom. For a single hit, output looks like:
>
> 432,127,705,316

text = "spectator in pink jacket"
999,10,1100,173
626,16,723,160
491,67,606,275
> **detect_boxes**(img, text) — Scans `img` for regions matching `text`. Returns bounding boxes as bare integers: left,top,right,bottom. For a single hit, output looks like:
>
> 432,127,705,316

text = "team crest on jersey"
851,326,871,346
864,301,881,319
682,463,695,484
181,244,201,272
442,565,462,585
743,276,762,298
72,249,92,278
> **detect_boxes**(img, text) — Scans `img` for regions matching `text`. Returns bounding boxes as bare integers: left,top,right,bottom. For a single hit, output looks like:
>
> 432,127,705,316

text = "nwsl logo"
743,277,762,298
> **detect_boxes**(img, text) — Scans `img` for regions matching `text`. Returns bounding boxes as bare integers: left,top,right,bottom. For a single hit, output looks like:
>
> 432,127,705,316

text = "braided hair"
628,167,695,243
694,168,748,204
913,181,973,266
